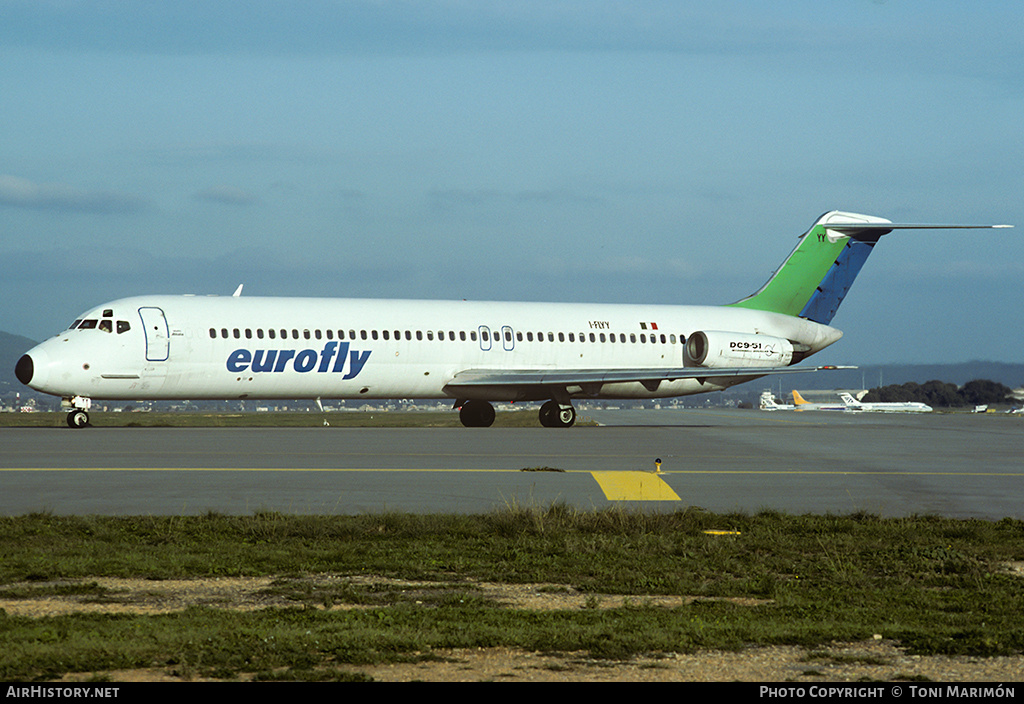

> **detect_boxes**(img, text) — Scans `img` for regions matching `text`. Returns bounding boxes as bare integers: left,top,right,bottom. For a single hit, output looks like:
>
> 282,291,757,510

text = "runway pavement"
2,409,1022,518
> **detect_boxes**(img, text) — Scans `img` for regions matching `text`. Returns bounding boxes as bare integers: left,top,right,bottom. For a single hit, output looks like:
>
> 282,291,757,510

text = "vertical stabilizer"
729,211,1011,325
729,211,888,325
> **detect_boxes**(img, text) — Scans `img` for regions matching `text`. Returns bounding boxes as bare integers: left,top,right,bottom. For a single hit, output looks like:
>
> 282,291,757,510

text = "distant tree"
960,379,1013,406
865,382,923,404
863,378,1011,408
919,380,964,408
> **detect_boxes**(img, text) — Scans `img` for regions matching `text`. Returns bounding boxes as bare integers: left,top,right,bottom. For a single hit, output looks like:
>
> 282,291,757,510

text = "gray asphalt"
2,409,1021,518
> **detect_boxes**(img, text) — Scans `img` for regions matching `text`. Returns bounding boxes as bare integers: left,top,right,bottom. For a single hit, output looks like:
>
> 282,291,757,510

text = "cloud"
0,174,149,215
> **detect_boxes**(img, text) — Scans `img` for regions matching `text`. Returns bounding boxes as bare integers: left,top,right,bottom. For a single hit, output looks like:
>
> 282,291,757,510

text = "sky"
1,1,1021,365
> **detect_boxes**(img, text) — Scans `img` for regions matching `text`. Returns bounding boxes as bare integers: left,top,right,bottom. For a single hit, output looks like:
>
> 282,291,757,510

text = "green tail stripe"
728,224,848,318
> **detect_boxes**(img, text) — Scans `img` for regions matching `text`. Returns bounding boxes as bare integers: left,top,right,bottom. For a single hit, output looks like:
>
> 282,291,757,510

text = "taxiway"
2,409,1021,519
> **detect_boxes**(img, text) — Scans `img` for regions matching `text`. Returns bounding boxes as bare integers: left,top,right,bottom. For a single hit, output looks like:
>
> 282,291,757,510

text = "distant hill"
0,330,37,393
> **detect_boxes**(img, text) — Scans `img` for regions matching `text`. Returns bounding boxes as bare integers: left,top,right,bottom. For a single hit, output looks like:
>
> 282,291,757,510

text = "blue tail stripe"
799,239,876,325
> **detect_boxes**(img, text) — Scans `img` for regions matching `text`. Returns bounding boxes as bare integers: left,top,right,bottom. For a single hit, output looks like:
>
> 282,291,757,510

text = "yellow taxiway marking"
591,471,681,501
2,467,679,502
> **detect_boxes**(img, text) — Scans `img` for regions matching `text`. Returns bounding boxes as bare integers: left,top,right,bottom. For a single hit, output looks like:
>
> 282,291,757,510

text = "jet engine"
684,331,794,368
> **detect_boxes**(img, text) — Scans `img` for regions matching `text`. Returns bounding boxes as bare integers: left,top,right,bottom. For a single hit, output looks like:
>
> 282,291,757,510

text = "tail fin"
729,211,1011,325
792,390,809,405
839,392,861,407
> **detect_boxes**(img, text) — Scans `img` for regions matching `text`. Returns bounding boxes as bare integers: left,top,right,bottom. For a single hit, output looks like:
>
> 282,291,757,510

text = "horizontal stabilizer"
823,221,1012,242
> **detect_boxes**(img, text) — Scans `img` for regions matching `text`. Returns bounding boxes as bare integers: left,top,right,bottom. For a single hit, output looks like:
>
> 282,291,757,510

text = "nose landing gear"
64,396,92,428
67,409,90,428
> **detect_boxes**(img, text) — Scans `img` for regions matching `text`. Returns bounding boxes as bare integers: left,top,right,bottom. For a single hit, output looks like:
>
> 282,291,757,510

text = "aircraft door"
138,307,170,361
478,325,492,351
501,325,515,351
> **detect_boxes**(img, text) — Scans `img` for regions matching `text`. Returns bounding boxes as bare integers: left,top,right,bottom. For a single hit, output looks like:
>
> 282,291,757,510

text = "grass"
0,508,1022,680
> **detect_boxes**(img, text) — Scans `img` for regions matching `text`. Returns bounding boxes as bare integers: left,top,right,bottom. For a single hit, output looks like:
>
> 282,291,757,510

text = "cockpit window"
98,320,113,333
79,319,98,329
68,320,82,330
117,321,131,334
102,309,114,318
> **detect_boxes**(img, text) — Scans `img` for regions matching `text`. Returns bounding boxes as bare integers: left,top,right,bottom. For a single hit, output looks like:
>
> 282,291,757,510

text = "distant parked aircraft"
839,392,932,413
791,389,849,412
759,390,795,410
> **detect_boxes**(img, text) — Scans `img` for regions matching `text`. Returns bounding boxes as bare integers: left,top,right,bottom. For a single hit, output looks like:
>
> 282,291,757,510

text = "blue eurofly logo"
227,341,371,379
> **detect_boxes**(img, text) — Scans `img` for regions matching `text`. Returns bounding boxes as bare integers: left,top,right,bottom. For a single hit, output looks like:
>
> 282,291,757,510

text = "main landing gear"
459,400,496,427
457,399,577,428
539,400,576,428
64,396,92,428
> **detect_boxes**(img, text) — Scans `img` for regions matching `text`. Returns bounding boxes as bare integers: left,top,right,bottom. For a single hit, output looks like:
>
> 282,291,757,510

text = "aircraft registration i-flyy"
15,211,1011,428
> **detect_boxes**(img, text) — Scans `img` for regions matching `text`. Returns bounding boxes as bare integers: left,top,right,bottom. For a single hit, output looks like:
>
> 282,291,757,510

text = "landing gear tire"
459,400,496,428
67,410,90,428
539,400,575,428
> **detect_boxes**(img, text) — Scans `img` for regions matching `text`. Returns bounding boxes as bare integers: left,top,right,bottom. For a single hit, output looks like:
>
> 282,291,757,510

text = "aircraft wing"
445,364,852,393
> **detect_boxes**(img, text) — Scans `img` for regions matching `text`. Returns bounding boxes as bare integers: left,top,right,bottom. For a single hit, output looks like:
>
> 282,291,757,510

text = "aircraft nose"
15,347,50,390
15,354,34,385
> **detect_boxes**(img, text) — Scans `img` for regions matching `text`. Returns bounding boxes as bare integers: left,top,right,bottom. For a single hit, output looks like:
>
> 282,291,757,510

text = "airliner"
14,211,1009,428
790,389,851,412
759,390,795,411
839,392,933,413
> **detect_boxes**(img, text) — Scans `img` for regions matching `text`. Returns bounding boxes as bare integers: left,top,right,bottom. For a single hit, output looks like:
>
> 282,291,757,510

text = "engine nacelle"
684,331,794,368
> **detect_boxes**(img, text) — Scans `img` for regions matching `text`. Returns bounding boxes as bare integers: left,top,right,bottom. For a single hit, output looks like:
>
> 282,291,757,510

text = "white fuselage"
839,393,932,413
848,401,933,413
21,294,842,403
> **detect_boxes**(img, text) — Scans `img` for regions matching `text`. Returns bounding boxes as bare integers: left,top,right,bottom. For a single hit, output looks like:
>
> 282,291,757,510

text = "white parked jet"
759,390,795,411
15,211,1009,428
839,392,933,413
